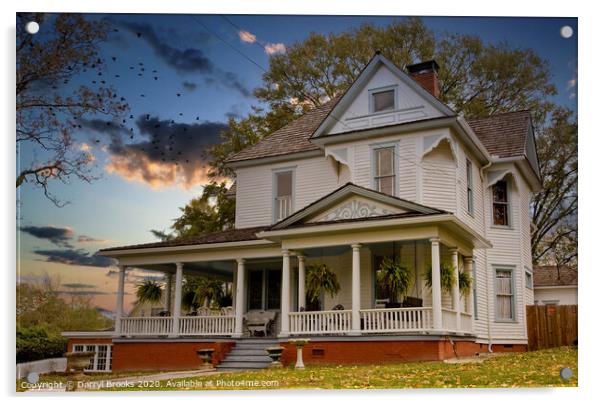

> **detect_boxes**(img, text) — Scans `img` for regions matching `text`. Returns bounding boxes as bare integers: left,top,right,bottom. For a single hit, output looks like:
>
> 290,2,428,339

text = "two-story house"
63,53,541,372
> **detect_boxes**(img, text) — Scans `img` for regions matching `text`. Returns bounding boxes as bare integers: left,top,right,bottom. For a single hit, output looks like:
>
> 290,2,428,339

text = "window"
72,344,113,372
472,259,478,319
466,159,474,214
525,268,533,289
495,268,515,321
247,269,282,311
373,146,396,195
371,89,395,112
373,255,392,307
273,169,293,222
492,180,509,226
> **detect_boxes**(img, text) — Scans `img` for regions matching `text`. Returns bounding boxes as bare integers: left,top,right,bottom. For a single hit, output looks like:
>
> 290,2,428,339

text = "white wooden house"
63,53,541,371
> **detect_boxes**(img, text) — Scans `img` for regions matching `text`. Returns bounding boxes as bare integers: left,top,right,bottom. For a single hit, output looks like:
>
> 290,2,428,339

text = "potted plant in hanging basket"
305,264,341,310
458,271,472,296
135,280,164,305
377,257,414,308
424,262,456,294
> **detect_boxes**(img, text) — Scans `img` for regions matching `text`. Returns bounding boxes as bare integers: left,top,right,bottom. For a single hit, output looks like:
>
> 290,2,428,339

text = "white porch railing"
178,315,235,336
275,195,292,221
460,312,472,332
360,307,433,333
120,317,173,335
441,308,457,331
289,310,352,334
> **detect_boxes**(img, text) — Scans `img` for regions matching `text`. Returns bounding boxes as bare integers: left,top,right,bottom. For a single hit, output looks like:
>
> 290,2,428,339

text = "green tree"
16,13,128,205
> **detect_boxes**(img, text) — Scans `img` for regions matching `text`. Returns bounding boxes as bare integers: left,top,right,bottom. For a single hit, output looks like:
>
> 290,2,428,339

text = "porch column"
114,265,126,336
430,238,443,330
298,254,306,310
350,243,362,335
464,257,474,331
279,249,291,337
451,248,461,331
164,274,173,313
234,258,245,337
170,262,184,337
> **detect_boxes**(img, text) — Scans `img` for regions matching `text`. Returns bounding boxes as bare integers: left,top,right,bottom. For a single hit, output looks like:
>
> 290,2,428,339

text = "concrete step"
228,349,270,356
217,361,270,369
225,355,271,362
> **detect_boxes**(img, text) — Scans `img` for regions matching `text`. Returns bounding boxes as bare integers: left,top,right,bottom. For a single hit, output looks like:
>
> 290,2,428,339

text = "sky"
16,14,578,314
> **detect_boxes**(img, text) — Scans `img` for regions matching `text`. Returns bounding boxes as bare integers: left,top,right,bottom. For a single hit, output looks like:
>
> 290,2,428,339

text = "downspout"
480,162,494,352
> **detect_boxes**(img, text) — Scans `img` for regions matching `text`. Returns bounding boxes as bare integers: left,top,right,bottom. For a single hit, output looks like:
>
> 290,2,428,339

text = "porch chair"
244,310,276,337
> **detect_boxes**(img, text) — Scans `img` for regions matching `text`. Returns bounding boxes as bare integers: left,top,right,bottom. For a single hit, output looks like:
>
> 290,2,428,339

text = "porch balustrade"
120,317,174,336
289,310,352,334
441,308,457,331
178,315,235,336
360,307,433,333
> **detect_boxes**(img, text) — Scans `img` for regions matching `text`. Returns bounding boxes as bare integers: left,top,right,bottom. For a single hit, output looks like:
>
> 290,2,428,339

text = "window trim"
370,141,399,197
525,267,533,290
368,85,398,114
466,158,474,215
493,265,517,323
491,180,512,228
247,268,282,312
472,258,478,320
272,166,296,223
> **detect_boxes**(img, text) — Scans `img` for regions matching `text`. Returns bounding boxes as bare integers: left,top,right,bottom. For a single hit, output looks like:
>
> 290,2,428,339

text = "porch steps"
217,339,279,371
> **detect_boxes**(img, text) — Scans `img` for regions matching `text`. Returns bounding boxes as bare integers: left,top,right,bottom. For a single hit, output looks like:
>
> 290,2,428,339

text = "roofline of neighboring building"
61,331,114,338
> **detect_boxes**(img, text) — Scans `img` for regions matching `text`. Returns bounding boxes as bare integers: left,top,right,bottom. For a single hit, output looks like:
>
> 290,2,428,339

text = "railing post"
114,265,126,336
279,249,291,337
350,243,362,335
170,262,184,337
234,258,245,337
430,238,443,330
451,248,461,332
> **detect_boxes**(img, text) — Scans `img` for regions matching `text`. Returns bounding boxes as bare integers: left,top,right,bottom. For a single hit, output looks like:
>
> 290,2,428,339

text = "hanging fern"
458,271,472,297
305,264,341,304
424,262,456,294
135,280,163,304
377,257,414,302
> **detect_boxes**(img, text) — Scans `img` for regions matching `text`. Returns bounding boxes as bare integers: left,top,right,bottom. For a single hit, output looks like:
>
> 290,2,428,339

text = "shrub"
16,325,67,363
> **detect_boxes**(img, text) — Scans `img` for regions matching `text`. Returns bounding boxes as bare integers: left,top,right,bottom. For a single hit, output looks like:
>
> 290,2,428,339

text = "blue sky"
16,14,577,311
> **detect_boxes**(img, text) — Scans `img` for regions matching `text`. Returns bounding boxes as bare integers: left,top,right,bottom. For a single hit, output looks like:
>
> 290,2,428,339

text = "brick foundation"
111,341,235,372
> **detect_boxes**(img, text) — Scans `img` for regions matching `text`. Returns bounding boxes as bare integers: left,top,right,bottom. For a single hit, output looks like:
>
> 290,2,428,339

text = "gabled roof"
310,52,456,139
533,265,578,287
99,226,268,252
269,182,447,230
224,97,340,164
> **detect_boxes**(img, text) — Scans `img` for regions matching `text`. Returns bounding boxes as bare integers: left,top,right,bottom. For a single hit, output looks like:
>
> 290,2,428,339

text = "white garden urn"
288,339,310,369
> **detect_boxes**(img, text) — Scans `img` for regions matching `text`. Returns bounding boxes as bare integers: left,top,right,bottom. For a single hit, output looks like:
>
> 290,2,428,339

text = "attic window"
371,88,395,113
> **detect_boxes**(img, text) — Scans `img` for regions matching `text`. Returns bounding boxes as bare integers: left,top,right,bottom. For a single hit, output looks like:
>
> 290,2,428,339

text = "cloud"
239,30,256,43
57,290,109,296
182,81,198,91
33,249,116,268
567,78,576,89
81,116,227,189
77,235,112,245
264,42,286,55
62,282,97,289
20,225,74,247
117,20,251,97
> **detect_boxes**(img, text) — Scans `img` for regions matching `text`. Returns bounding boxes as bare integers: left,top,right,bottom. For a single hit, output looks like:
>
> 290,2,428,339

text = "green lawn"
114,346,577,390
18,346,577,391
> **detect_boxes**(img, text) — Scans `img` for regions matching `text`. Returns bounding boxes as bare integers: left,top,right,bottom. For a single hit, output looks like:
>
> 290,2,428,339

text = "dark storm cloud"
34,249,116,268
182,81,198,91
57,290,109,296
62,282,97,289
81,116,228,188
20,225,74,247
117,20,251,97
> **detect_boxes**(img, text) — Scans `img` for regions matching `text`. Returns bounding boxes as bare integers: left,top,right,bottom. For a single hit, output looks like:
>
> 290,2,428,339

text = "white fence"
289,310,352,334
441,308,457,331
120,317,173,335
360,307,433,333
178,316,235,335
17,358,66,380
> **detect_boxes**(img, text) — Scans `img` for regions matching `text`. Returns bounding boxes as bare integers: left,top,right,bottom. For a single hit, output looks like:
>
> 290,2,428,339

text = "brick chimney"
406,60,440,98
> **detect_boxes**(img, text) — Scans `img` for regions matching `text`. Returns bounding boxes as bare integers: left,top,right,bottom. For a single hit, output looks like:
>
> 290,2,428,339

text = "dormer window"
370,86,397,113
273,168,294,222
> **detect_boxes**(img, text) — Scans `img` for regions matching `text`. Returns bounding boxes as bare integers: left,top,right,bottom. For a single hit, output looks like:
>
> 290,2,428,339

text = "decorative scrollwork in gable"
318,200,396,222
